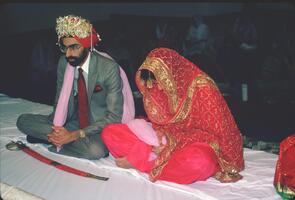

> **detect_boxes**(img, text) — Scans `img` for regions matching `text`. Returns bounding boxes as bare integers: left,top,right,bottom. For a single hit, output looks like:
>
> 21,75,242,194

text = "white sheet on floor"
0,93,281,200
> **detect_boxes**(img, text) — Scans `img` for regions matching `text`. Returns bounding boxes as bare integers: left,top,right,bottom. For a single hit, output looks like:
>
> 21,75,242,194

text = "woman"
102,48,244,184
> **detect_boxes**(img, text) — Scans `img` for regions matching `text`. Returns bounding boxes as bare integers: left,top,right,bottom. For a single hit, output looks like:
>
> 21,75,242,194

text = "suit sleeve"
83,62,123,135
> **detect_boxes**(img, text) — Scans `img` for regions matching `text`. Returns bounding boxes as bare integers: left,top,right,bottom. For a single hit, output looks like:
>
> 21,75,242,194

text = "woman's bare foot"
115,157,134,169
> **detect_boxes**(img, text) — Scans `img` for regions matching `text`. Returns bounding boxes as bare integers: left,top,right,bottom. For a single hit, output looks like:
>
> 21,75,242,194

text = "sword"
6,141,109,181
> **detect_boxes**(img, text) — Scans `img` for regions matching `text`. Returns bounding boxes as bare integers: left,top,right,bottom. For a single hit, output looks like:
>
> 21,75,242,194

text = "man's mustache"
66,56,77,60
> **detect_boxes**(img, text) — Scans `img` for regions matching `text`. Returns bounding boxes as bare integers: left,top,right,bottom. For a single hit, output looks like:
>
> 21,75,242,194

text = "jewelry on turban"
55,15,101,49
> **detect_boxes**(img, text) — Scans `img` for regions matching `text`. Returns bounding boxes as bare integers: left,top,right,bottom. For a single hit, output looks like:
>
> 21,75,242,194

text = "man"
16,15,130,159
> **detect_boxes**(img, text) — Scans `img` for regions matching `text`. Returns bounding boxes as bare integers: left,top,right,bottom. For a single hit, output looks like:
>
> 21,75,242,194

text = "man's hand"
47,126,79,146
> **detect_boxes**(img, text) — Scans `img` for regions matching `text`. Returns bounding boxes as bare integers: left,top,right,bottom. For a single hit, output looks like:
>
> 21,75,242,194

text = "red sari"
274,134,295,199
102,48,244,184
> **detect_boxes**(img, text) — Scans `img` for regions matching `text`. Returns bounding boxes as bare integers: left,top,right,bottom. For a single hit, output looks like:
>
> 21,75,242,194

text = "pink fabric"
53,63,75,126
119,67,135,123
102,124,219,184
127,119,166,146
53,64,74,151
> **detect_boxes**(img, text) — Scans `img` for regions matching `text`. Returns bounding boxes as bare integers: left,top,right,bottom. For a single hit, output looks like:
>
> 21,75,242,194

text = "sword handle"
6,141,26,151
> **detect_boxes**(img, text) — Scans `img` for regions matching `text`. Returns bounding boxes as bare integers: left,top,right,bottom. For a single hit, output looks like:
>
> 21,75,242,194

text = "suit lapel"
87,52,99,104
67,87,75,119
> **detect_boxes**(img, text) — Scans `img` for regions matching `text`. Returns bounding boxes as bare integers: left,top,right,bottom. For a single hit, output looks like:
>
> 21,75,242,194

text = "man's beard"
66,49,89,67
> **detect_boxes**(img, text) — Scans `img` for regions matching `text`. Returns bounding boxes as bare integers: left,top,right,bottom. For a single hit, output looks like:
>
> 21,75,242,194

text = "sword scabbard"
6,141,110,181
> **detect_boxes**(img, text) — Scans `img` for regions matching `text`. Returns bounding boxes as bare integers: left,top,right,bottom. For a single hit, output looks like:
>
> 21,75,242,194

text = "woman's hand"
152,144,165,155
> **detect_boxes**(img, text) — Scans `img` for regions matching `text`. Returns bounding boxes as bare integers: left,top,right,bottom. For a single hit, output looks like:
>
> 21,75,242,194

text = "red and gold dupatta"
135,48,244,182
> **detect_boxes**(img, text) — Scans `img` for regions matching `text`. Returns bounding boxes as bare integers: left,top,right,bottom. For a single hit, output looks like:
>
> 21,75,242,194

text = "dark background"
1,3,295,143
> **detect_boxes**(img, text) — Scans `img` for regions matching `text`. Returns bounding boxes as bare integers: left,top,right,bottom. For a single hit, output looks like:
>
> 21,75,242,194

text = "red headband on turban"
74,27,99,48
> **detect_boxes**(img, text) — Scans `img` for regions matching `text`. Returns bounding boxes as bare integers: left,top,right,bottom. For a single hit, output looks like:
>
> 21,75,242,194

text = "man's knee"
49,142,109,160
86,143,109,160
16,114,52,140
101,124,112,142
16,114,30,133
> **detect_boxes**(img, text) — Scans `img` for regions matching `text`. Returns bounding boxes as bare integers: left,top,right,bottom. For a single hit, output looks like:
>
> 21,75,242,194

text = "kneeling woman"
102,48,244,184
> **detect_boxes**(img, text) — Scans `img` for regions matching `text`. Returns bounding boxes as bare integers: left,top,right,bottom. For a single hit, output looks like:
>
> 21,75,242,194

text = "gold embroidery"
209,141,242,182
150,134,177,180
172,74,218,123
209,141,220,152
140,58,178,113
143,93,164,122
275,183,295,197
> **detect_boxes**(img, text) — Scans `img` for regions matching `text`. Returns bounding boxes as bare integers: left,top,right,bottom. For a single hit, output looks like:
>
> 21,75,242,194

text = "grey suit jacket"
52,51,123,136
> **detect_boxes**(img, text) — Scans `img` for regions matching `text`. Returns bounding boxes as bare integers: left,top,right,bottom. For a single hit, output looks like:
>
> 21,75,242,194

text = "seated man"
16,15,134,160
102,47,244,184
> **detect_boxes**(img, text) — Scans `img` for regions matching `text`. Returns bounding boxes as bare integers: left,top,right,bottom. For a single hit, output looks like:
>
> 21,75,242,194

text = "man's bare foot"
115,157,134,169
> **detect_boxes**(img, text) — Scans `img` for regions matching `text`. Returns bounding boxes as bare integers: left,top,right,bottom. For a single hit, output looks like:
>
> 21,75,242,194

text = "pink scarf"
53,64,74,151
53,63,74,126
126,119,167,146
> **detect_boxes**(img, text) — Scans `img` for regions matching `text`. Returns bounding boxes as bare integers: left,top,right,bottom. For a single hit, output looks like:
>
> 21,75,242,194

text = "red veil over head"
135,48,244,182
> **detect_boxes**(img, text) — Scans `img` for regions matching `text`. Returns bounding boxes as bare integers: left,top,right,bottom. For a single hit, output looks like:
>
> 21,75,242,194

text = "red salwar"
102,124,219,184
